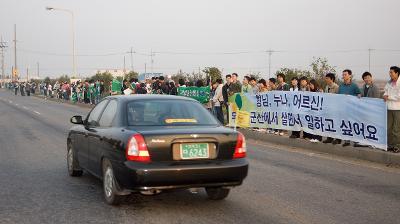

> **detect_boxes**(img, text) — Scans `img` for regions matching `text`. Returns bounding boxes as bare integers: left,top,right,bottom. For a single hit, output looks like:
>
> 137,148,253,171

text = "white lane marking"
23,106,29,110
15,103,19,106
9,100,12,103
34,111,41,115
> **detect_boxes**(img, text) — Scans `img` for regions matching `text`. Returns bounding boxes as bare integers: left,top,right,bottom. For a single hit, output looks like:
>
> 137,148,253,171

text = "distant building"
138,73,163,81
96,69,131,78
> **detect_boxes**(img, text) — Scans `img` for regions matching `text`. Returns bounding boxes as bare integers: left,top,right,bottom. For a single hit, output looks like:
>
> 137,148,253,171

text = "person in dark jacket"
222,74,232,124
169,82,178,95
360,72,380,98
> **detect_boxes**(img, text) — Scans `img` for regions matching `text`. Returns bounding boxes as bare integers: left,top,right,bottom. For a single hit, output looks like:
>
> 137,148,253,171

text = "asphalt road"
1,89,400,224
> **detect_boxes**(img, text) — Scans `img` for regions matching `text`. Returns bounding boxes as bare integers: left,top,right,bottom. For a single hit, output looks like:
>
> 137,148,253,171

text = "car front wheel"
205,187,230,200
102,159,124,205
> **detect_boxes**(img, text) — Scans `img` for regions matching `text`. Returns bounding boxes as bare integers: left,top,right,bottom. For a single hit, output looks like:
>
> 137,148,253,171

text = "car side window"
87,100,109,126
99,100,118,127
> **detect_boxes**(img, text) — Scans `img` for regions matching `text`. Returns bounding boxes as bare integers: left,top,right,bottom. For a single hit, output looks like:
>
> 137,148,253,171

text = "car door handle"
84,133,88,137
99,137,103,141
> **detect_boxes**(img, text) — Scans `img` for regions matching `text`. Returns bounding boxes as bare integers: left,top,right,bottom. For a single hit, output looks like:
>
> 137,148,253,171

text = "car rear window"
127,100,219,126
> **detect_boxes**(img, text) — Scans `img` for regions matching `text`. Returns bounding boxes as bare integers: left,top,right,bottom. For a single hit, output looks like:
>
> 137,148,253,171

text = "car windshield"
127,99,219,126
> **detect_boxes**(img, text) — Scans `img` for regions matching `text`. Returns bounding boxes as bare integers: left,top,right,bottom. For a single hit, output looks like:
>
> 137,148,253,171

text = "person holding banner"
308,79,324,143
257,79,269,93
384,66,400,152
289,77,301,139
275,73,289,136
249,77,259,94
241,76,252,93
360,72,380,98
276,73,290,91
323,73,339,144
268,78,277,91
336,69,361,147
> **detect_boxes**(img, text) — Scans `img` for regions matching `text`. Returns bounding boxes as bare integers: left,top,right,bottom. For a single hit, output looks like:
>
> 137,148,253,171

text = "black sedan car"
67,95,248,205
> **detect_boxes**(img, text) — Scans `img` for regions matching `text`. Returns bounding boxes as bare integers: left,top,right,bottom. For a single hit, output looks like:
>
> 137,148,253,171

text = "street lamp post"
46,7,76,77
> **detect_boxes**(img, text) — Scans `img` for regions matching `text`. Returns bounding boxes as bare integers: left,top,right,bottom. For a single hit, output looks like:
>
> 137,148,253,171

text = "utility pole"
123,56,126,74
144,63,147,74
37,62,40,78
0,36,7,86
128,47,134,72
150,50,154,76
26,67,29,82
13,24,18,81
267,49,273,79
368,48,373,72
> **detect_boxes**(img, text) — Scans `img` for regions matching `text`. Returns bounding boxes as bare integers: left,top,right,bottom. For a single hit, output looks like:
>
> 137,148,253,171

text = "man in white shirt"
384,66,400,152
212,78,224,123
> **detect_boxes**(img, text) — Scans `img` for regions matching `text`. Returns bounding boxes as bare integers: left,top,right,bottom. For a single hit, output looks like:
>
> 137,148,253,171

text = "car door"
88,99,118,177
83,100,109,171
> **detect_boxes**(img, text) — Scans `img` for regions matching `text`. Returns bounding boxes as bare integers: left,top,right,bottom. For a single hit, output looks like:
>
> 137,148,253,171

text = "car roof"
105,94,197,103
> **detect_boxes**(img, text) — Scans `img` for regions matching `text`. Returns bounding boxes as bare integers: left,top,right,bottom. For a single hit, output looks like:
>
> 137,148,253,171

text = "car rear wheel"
67,144,83,177
205,187,230,200
102,159,124,205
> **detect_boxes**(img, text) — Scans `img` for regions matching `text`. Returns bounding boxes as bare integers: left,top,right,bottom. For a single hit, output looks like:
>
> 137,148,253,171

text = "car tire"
67,144,83,177
205,187,230,200
102,159,124,205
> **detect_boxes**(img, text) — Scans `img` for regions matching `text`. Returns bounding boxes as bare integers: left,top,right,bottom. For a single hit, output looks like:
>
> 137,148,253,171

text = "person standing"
20,82,25,96
275,73,289,136
14,82,19,95
228,73,242,96
249,77,258,94
257,79,269,93
308,79,324,143
360,72,380,98
384,66,400,152
169,82,178,95
323,73,340,144
48,83,53,98
241,76,252,93
289,77,300,138
276,73,289,91
299,76,309,91
212,78,225,124
324,73,339,94
336,69,361,147
25,82,31,96
268,78,277,91
222,74,232,124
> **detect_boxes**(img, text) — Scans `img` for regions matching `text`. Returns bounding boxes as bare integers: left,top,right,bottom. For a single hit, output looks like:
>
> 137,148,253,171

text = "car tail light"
126,134,151,163
233,132,247,159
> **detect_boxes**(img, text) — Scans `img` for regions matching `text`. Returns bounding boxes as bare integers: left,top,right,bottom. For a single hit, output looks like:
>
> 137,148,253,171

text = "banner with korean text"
178,86,211,104
228,92,387,150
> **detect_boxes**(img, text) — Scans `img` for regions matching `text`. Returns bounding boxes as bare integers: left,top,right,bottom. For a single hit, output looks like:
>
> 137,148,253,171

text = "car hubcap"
104,168,113,198
67,148,73,172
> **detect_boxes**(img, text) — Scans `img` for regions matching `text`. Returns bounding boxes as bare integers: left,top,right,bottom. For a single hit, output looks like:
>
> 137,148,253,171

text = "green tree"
171,70,188,84
124,71,138,81
275,68,312,83
310,57,336,80
44,76,51,84
247,72,262,81
58,75,70,83
90,72,114,93
202,67,222,83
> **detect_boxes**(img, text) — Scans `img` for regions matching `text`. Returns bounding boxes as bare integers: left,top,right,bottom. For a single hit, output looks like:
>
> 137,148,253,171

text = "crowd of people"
211,67,399,152
5,65,400,152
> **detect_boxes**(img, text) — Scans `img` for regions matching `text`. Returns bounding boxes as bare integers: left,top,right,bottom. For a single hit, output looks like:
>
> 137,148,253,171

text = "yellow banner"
236,110,250,128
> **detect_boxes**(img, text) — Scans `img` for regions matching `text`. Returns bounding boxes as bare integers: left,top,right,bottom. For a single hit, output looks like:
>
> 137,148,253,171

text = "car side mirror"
70,115,84,125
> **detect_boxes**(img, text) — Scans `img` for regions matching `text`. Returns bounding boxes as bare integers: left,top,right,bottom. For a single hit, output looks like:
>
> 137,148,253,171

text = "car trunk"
127,126,238,162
